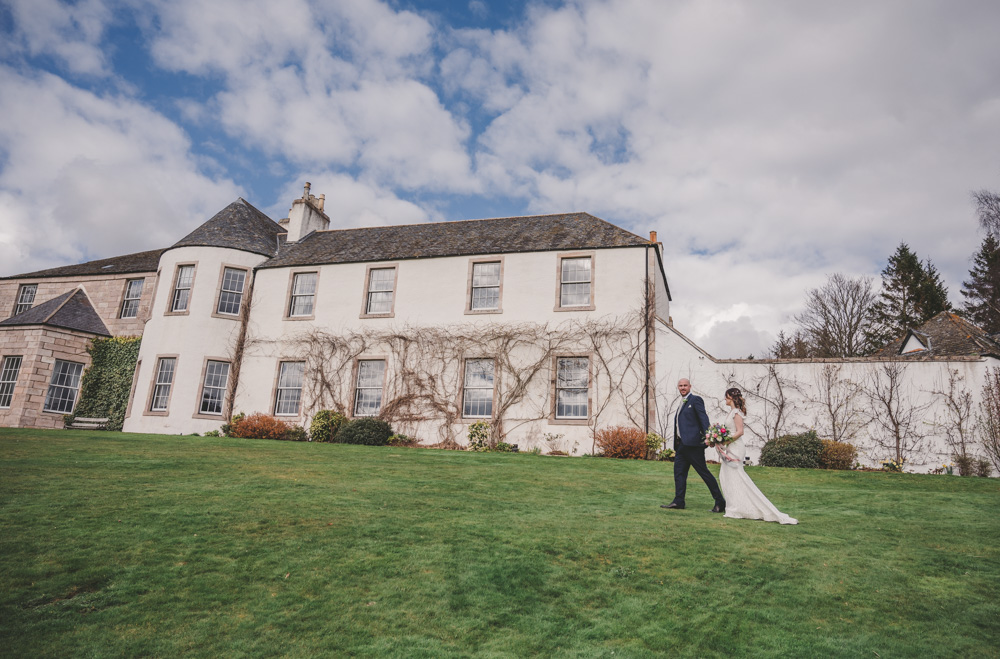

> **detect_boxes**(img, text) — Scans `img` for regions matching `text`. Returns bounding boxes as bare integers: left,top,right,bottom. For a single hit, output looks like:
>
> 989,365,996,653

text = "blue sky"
1,0,999,357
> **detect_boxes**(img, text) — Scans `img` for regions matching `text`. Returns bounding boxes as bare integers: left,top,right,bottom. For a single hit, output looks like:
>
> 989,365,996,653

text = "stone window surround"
271,359,306,420
464,257,505,315
0,355,23,409
118,277,146,320
42,358,85,415
359,264,398,319
211,264,250,320
192,356,232,419
283,269,320,321
459,357,497,420
164,262,198,316
554,251,596,312
144,354,179,416
350,356,388,418
12,283,37,316
548,353,593,425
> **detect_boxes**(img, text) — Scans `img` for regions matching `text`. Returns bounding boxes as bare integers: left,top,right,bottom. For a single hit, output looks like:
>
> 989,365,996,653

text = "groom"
661,378,726,513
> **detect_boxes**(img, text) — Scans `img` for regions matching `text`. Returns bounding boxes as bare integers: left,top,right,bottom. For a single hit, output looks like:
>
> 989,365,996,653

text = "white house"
1,184,997,471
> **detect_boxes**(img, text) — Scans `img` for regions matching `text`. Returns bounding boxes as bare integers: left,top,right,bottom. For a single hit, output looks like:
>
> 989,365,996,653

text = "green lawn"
1,429,998,658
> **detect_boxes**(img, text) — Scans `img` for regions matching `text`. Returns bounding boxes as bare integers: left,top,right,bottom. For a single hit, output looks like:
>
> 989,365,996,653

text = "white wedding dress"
718,410,798,525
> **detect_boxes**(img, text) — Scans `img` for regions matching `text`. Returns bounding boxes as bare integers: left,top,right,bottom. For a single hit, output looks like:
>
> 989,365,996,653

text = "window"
0,356,23,408
14,284,36,315
353,359,385,416
198,360,230,415
274,361,305,416
365,267,395,315
43,360,84,414
120,279,144,318
559,257,592,308
171,265,195,312
555,357,589,419
462,359,494,418
288,273,317,317
150,357,176,411
470,262,501,311
216,267,246,316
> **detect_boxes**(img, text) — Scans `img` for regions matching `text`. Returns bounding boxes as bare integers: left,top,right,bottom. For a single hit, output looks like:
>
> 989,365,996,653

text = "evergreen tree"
867,243,951,348
961,234,1000,333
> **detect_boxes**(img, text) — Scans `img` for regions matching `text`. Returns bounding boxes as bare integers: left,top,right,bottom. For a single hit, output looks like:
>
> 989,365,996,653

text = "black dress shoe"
710,505,725,513
661,503,685,509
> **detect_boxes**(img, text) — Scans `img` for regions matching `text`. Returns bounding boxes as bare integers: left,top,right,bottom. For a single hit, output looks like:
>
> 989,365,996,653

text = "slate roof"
876,312,1000,359
259,212,649,269
1,248,165,280
171,198,284,257
0,288,110,336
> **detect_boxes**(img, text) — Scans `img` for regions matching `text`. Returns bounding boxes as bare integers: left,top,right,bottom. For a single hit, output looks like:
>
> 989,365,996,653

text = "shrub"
759,430,823,468
283,425,309,442
468,420,491,451
387,433,415,447
953,453,975,476
880,458,905,473
819,439,858,470
227,413,290,440
310,410,347,443
595,426,647,460
494,441,514,452
203,430,222,437
336,418,393,446
657,447,675,461
221,412,245,437
975,457,992,477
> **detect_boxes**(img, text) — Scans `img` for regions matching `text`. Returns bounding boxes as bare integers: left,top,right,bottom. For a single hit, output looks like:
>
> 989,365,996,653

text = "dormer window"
900,332,928,355
13,284,36,315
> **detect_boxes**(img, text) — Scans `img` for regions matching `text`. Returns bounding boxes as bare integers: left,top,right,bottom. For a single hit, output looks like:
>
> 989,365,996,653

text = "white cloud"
0,67,241,275
2,0,113,75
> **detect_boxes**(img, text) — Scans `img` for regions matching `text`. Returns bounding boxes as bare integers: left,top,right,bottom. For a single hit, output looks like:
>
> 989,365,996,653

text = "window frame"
352,358,387,417
272,360,306,417
42,359,84,414
119,278,145,319
359,265,398,318
212,265,249,319
193,358,231,418
465,257,504,315
144,355,179,416
461,358,496,419
550,355,592,424
165,263,197,315
554,252,596,311
0,355,23,409
13,283,37,316
284,270,319,320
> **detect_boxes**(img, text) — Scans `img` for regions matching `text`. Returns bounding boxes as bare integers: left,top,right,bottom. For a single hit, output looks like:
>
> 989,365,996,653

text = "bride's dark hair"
725,387,747,414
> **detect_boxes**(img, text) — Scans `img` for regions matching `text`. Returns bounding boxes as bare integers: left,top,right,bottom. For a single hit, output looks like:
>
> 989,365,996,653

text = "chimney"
649,230,657,243
285,181,330,242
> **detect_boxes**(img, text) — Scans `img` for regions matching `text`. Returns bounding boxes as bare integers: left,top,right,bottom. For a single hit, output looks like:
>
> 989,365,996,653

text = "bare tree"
727,364,801,444
973,188,1000,238
980,367,1000,473
809,363,864,443
930,369,979,461
794,273,878,357
861,361,930,464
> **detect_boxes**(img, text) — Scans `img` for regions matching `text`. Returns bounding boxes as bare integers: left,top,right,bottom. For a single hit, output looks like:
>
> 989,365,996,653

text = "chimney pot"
649,230,657,243
303,182,311,198
318,194,325,211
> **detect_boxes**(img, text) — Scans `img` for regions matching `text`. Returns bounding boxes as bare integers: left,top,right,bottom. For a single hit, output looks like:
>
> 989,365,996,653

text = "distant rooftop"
876,312,1000,359
0,288,110,336
2,248,165,280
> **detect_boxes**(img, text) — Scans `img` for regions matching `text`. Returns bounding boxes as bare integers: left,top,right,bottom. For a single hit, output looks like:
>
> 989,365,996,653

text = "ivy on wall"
74,336,141,431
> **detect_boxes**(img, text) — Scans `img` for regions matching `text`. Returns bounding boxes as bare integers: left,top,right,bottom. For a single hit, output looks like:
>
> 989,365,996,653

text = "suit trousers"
673,443,724,505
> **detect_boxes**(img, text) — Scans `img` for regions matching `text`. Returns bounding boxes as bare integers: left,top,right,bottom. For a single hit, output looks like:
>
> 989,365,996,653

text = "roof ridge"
310,211,591,235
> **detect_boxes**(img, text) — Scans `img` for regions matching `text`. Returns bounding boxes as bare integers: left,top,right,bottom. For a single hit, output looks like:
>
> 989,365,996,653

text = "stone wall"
0,326,95,429
0,272,158,336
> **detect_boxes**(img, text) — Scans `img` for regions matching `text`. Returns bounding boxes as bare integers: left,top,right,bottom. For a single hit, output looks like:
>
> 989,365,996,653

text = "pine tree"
867,243,951,348
961,234,1000,333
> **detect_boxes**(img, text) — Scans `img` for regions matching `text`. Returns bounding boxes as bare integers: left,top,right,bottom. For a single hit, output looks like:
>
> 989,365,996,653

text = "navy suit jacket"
674,394,711,447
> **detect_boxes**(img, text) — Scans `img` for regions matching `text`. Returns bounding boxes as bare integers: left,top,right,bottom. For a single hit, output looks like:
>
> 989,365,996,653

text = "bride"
713,387,798,525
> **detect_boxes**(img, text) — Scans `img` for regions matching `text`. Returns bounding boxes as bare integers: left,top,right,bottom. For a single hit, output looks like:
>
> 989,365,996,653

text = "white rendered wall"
234,245,661,452
654,320,998,472
123,246,269,435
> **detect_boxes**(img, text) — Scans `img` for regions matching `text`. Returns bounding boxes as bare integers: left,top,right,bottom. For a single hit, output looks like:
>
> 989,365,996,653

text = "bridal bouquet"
703,423,734,447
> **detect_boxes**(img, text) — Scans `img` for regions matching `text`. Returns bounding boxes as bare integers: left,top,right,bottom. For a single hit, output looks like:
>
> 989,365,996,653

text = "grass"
1,429,998,658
